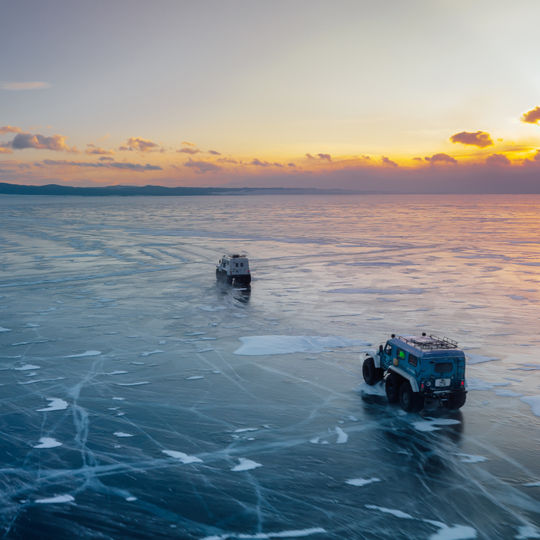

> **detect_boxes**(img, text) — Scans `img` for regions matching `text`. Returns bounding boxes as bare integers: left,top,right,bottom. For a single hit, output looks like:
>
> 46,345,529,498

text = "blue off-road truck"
362,333,467,412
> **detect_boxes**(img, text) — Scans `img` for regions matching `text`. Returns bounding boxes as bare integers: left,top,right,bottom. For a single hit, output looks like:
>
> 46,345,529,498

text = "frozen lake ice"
0,194,539,539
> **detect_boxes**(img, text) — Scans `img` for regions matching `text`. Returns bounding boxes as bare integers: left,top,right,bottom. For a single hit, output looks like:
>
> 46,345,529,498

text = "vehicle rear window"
435,362,453,373
408,354,417,367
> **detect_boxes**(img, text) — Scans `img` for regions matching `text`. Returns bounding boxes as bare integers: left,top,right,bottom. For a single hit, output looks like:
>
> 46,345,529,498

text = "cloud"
0,81,51,91
177,147,200,154
208,149,221,155
288,162,296,167
99,156,114,162
120,137,159,152
250,159,284,168
0,147,13,154
184,159,222,173
486,153,511,166
450,131,493,148
521,107,540,125
3,132,76,152
217,157,238,164
0,125,23,134
524,150,540,165
251,158,270,167
181,141,196,147
425,153,457,164
306,152,332,161
86,143,114,155
41,159,162,171
382,156,398,167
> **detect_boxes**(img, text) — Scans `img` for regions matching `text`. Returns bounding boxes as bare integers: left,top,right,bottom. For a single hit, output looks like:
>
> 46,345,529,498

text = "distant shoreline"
0,182,360,197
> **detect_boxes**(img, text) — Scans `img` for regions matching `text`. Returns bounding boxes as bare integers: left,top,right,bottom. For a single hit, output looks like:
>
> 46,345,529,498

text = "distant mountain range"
0,182,354,196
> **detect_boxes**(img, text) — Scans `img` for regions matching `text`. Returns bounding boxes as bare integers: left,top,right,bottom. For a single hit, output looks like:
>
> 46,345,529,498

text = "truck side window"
397,349,406,360
409,354,417,367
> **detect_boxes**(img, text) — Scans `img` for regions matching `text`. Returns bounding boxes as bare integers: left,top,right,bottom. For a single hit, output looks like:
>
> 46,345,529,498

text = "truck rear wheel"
362,357,383,385
446,391,467,410
385,373,401,403
399,381,424,412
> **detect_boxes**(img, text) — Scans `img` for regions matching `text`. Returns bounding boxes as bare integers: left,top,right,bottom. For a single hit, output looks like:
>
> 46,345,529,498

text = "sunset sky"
1,0,540,192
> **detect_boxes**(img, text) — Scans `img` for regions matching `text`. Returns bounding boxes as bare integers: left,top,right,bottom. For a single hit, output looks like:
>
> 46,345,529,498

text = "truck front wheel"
399,381,424,412
385,373,401,403
362,357,383,385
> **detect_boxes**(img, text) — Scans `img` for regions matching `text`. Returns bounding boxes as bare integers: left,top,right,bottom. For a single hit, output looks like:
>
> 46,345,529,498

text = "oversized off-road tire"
399,381,424,412
362,357,383,385
446,391,467,410
385,372,401,403
226,275,233,284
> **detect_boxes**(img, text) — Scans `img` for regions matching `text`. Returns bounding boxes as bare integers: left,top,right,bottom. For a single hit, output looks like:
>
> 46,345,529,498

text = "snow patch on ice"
234,427,258,433
412,418,461,432
186,375,205,380
0,327,11,332
35,494,74,504
358,381,386,396
162,450,202,464
231,458,262,472
33,437,62,448
19,377,65,385
520,396,540,417
113,432,133,438
37,398,68,412
428,524,477,540
366,505,476,539
516,525,540,539
65,350,101,358
365,504,413,519
115,381,150,386
234,335,369,356
335,426,348,444
456,453,488,463
141,349,164,357
524,481,540,487
346,477,381,487
14,364,40,371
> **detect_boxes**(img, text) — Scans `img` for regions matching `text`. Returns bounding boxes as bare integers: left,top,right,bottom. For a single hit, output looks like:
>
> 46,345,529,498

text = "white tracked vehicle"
216,254,251,285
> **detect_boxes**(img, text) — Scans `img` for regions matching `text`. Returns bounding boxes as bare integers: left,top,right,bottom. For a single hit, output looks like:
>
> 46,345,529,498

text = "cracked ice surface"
0,195,539,539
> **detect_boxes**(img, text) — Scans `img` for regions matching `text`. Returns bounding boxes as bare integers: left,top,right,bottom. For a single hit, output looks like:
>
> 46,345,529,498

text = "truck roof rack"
397,334,458,351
